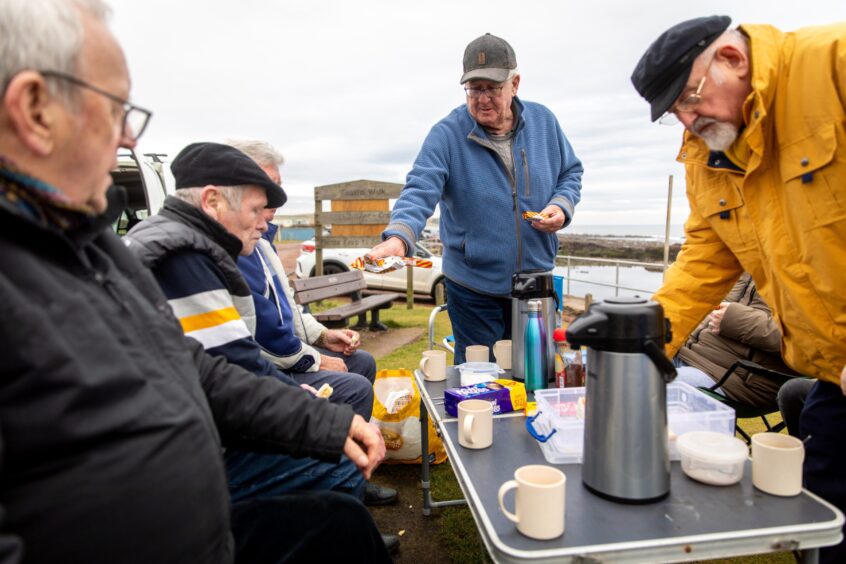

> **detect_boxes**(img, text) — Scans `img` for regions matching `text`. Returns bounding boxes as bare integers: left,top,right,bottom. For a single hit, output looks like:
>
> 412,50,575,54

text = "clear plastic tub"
530,381,736,464
676,431,748,486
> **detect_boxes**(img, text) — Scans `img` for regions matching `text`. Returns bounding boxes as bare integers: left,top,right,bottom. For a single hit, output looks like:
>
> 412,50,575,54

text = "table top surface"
414,367,845,563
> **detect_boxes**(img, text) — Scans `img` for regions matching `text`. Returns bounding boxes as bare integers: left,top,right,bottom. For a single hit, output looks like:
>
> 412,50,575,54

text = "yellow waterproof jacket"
655,22,846,384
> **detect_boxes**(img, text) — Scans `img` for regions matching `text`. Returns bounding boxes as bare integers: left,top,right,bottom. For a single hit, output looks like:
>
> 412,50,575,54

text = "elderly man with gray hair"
631,16,846,562
0,0,390,562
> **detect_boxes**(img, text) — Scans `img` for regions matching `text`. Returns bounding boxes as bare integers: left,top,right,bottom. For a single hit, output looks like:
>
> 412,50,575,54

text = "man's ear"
200,186,223,219
715,44,750,80
3,71,59,156
511,73,520,94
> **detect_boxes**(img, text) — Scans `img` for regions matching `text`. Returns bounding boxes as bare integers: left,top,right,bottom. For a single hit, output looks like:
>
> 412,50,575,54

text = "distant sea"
562,224,686,243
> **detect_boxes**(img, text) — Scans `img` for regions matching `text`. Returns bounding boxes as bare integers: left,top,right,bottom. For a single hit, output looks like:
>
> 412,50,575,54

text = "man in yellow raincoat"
632,16,846,562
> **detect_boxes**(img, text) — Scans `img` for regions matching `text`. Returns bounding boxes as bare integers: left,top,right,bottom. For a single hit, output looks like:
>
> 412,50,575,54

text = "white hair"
698,29,749,86
506,68,519,81
174,186,246,210
0,0,111,100
225,139,285,169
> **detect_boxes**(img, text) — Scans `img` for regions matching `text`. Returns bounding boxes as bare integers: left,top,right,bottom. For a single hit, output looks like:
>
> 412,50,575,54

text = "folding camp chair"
696,358,805,444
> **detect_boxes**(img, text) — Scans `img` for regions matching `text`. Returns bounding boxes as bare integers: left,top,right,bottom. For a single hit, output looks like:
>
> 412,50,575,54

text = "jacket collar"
159,195,243,260
0,157,125,247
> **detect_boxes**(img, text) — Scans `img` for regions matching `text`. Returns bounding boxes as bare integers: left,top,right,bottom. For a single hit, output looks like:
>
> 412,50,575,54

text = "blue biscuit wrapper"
444,379,527,417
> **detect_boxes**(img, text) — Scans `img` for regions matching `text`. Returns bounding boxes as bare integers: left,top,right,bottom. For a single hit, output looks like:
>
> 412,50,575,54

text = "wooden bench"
290,270,401,331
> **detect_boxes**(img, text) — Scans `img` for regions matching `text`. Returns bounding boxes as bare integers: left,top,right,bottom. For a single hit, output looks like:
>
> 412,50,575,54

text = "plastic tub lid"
676,431,748,463
457,362,503,375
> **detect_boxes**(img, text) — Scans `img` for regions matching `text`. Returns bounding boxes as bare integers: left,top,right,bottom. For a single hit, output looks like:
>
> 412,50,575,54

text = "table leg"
418,397,466,516
420,399,432,516
799,548,819,564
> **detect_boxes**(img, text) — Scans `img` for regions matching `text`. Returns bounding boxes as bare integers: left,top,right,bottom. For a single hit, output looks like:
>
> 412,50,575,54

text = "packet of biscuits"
350,255,433,274
522,210,549,223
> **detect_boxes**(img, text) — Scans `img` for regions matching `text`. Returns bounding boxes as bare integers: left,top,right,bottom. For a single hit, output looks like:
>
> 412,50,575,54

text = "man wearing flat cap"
632,17,846,561
125,141,399,553
368,33,583,364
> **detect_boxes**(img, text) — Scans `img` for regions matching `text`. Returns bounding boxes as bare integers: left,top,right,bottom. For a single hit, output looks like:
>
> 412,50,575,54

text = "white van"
111,150,173,235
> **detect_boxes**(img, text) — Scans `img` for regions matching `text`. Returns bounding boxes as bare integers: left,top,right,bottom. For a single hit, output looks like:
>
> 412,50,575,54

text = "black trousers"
231,491,392,563
800,380,846,564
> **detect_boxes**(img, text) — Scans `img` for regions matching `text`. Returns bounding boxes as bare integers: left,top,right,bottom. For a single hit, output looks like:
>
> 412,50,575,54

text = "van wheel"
310,262,348,277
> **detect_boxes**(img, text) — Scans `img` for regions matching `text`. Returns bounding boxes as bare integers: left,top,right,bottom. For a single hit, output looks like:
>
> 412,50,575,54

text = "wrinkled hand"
367,236,407,261
319,354,347,372
322,329,361,356
343,415,386,480
840,363,845,396
300,383,318,396
531,205,566,233
708,303,729,334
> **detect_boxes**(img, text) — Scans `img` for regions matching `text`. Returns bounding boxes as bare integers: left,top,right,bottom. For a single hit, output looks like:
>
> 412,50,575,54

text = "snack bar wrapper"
522,210,549,223
350,255,433,274
444,379,527,417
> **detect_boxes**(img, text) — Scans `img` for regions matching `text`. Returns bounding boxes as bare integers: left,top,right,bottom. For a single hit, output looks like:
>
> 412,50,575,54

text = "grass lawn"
370,303,796,564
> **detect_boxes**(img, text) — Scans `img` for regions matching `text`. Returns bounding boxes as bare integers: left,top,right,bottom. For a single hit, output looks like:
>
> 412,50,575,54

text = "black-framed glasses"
464,85,504,99
659,57,715,126
39,70,152,141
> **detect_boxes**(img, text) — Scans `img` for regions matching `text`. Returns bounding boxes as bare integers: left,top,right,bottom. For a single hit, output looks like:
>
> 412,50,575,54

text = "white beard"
692,117,738,152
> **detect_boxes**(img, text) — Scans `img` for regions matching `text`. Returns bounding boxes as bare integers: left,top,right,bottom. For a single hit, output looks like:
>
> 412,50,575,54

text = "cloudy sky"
110,0,842,227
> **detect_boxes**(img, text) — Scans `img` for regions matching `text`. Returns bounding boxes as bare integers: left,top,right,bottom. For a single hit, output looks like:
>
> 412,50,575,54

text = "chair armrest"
711,358,798,390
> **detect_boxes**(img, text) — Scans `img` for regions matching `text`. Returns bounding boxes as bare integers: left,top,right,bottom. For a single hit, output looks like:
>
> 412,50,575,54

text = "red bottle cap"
553,327,567,343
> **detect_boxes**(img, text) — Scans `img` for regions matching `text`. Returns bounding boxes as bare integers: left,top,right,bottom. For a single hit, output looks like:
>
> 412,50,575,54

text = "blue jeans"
445,278,511,365
226,450,365,504
800,380,846,563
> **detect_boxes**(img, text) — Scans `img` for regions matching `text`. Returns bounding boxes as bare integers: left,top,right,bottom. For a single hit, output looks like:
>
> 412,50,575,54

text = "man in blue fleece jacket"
368,33,583,363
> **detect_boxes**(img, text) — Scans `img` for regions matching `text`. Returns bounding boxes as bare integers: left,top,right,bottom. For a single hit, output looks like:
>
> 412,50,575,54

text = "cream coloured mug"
498,465,566,540
419,350,447,382
493,340,512,370
465,345,490,363
457,399,493,449
751,432,804,496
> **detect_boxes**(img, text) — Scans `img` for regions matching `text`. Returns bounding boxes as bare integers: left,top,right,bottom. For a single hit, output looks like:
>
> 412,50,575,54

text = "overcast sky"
110,0,843,226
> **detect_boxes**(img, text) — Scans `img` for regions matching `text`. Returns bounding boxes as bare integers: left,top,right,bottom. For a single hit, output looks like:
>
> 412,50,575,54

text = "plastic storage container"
529,381,736,464
676,431,748,486
457,362,504,386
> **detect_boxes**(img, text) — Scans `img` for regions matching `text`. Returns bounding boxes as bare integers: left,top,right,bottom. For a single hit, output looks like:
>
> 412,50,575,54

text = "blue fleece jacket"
383,98,582,296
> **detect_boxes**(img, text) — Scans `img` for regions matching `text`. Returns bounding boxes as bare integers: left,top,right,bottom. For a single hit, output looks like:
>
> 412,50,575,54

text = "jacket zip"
467,131,526,273
522,150,530,197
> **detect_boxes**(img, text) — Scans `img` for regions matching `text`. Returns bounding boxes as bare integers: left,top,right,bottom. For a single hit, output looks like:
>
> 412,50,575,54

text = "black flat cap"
631,15,731,121
171,142,287,208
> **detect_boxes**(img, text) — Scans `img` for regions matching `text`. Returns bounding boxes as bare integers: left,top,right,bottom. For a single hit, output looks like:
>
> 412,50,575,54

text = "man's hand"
343,415,386,480
321,328,361,356
708,302,729,334
319,354,347,372
532,205,566,233
367,236,406,261
840,363,845,396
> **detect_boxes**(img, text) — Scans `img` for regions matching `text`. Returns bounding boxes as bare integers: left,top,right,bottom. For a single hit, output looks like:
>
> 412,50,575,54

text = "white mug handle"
463,414,475,445
498,480,519,523
419,357,429,377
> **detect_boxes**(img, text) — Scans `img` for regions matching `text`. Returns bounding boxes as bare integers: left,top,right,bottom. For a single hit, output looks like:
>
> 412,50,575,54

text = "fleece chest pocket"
779,123,846,230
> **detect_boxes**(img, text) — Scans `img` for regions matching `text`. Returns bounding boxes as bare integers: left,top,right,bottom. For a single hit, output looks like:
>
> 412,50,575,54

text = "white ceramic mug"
465,345,490,363
493,340,512,370
498,465,566,540
419,350,447,382
751,432,804,496
458,399,493,449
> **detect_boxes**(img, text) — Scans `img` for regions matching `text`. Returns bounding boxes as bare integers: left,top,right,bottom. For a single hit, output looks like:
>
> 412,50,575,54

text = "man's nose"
677,111,697,130
119,132,137,150
258,217,268,232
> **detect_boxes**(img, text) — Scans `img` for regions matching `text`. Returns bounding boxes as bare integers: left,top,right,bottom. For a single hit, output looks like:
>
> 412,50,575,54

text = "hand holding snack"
526,205,566,233
320,329,361,356
366,236,406,262
316,383,334,399
344,415,386,479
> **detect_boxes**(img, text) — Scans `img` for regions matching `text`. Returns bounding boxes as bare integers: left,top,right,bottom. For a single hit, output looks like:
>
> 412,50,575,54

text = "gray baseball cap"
460,33,517,84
